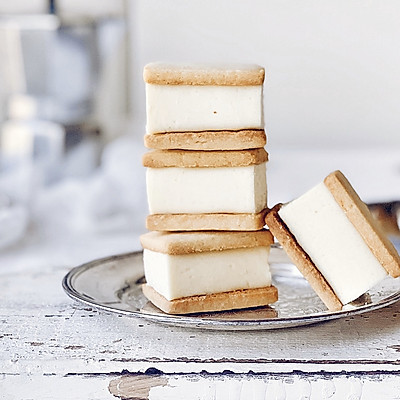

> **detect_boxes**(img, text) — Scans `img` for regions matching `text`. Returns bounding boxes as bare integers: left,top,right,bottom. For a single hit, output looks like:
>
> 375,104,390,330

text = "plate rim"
62,251,400,330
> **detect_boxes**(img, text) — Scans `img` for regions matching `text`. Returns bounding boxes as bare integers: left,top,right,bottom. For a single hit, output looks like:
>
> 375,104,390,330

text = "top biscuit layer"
142,148,268,168
143,63,265,86
140,230,274,255
324,170,400,278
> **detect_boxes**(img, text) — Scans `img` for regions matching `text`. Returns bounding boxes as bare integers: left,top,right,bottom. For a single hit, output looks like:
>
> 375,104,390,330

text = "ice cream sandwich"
265,170,400,311
140,230,278,314
143,63,266,151
143,148,269,231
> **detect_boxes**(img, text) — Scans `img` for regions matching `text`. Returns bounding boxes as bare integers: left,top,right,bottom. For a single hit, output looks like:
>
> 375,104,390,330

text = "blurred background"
0,0,399,262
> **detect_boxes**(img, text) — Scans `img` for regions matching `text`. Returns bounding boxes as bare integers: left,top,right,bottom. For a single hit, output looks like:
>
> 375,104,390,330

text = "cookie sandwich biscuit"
144,149,269,231
140,230,278,314
144,129,266,151
146,211,268,232
265,170,400,311
144,63,265,150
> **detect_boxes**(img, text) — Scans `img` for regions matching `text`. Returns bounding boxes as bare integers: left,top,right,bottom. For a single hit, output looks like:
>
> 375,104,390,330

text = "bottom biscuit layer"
144,129,267,151
147,210,268,231
142,284,278,315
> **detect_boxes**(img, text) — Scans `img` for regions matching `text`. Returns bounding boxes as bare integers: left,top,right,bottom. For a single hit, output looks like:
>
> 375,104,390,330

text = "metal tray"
62,248,400,330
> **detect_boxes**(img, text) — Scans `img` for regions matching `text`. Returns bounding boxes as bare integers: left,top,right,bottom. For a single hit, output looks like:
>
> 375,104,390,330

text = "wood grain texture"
108,373,400,400
109,375,167,400
2,263,400,377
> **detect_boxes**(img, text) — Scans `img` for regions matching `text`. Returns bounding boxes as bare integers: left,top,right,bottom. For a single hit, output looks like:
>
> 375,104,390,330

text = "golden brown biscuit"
144,129,267,151
140,229,274,255
142,284,278,315
143,63,265,86
142,148,268,168
146,210,268,232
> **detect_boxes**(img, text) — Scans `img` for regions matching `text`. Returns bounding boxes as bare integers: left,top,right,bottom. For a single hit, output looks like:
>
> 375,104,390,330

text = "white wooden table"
1,148,400,399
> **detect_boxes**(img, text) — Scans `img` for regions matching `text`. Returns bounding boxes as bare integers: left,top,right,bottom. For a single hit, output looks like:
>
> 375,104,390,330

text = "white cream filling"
278,182,388,305
143,247,272,300
146,84,264,134
146,163,267,214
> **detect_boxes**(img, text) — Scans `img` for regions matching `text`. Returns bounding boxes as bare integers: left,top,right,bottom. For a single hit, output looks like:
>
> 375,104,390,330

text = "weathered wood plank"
0,373,115,400
2,371,400,400
1,263,400,375
109,373,400,400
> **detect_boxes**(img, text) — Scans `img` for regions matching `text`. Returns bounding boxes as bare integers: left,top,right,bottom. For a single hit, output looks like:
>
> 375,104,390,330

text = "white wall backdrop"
128,0,400,149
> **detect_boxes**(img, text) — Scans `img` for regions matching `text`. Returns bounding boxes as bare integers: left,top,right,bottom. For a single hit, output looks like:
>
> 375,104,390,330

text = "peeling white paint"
141,375,400,400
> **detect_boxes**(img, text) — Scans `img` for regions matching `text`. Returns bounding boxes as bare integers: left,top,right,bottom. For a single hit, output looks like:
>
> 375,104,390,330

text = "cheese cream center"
143,247,272,300
146,84,263,134
146,163,267,214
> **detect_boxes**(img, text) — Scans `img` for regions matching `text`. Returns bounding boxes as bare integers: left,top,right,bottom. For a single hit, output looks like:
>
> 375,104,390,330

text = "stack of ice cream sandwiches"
140,63,278,314
140,62,400,315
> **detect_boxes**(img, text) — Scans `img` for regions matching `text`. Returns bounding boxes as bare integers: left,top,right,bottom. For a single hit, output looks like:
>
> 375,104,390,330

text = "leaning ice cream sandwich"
143,148,269,231
143,63,266,151
265,170,400,311
140,230,278,314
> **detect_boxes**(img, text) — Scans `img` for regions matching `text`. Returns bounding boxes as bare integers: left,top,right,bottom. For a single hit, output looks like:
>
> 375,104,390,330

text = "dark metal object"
368,201,400,237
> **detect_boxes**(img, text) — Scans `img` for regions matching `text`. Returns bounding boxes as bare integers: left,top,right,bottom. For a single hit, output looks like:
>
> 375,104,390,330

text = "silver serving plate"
62,248,400,330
